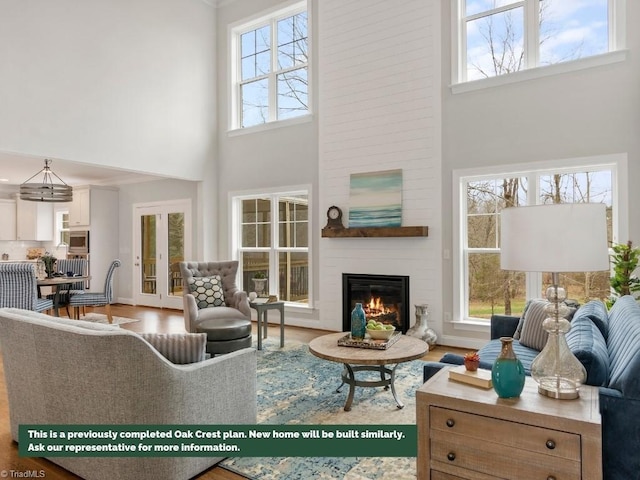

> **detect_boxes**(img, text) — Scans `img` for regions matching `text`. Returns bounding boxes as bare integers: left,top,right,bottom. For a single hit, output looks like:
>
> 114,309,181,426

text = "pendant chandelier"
19,159,73,202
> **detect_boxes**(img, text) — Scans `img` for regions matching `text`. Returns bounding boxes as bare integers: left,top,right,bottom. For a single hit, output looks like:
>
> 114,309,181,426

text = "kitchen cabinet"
15,197,53,241
69,188,91,227
0,199,17,240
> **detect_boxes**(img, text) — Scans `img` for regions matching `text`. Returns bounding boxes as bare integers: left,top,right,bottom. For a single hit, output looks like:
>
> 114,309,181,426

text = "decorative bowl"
366,325,395,340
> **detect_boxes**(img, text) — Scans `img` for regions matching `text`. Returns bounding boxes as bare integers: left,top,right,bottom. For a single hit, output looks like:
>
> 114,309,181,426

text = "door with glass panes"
134,200,191,309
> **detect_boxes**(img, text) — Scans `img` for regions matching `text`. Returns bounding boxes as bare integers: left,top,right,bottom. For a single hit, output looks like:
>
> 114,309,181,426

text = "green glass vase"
491,337,526,398
350,303,366,340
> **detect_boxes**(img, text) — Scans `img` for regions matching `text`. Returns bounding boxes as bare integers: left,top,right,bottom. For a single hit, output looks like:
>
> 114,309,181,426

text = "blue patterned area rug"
219,338,421,479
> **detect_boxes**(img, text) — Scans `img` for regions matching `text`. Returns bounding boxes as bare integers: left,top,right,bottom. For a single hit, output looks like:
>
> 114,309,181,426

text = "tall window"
232,2,309,129
233,190,310,306
455,158,624,323
454,0,624,83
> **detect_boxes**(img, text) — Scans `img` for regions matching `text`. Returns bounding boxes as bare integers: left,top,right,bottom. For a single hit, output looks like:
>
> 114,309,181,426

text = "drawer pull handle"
447,452,456,462
446,419,455,428
545,440,556,450
547,476,556,480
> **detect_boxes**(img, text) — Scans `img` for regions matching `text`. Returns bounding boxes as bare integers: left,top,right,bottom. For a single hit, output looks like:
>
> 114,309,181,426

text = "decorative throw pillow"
517,300,550,350
187,275,225,309
518,299,576,351
140,333,207,364
513,299,538,340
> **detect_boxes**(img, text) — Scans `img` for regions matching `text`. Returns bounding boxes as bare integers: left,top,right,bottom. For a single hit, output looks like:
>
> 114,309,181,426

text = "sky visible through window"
239,11,308,128
465,0,609,80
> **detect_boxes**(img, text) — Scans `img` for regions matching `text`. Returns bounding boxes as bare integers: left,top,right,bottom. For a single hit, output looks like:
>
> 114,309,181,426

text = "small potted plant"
609,240,640,307
252,271,267,297
40,252,57,278
464,351,480,372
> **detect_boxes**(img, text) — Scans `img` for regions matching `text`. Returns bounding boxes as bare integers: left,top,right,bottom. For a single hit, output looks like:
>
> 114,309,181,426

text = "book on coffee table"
448,365,493,389
337,331,402,350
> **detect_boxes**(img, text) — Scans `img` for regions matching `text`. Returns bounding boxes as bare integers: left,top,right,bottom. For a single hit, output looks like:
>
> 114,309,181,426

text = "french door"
134,200,191,309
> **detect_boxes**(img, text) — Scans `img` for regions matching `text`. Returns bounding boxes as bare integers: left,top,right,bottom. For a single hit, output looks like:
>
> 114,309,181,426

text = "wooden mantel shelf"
321,226,428,238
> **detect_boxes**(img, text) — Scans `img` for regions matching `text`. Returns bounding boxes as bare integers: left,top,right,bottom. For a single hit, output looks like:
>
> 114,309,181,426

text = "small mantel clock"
325,205,345,229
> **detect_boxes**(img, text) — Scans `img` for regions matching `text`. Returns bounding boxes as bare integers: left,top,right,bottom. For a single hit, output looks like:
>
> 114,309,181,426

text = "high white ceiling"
0,151,166,188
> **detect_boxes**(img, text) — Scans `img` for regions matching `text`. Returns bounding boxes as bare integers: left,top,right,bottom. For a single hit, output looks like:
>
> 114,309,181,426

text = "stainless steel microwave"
68,230,90,255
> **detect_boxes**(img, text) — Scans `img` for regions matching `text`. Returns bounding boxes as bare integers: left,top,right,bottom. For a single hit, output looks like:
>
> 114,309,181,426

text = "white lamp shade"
500,203,609,273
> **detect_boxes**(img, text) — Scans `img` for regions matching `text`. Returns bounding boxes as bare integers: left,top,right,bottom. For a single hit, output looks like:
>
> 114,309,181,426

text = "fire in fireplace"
342,273,409,333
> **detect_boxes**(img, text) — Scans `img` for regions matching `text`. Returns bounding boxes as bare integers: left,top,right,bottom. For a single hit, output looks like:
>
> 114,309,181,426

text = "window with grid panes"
232,2,309,129
454,0,623,84
235,191,309,305
456,161,619,323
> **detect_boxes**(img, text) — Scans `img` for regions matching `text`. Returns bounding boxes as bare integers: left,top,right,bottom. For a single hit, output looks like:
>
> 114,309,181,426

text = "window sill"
450,319,490,333
285,303,315,314
227,114,313,137
451,50,629,95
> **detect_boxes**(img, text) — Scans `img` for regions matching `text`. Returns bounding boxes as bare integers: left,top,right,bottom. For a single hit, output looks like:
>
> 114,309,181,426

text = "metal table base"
335,363,403,412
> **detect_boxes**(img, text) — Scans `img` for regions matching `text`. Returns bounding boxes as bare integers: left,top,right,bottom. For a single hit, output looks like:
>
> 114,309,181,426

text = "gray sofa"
0,308,257,480
423,295,640,480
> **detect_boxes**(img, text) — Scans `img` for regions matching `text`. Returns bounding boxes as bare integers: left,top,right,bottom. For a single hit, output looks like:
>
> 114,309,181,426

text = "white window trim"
228,0,311,133
229,184,313,308
452,153,628,329
450,0,627,94
53,206,69,246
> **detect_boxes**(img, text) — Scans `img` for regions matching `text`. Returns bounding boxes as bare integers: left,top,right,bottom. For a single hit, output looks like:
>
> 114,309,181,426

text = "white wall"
0,0,216,181
440,1,640,346
318,0,443,332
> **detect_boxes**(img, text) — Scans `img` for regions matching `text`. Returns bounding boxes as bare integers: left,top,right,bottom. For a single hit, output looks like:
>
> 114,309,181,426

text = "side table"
249,300,285,350
416,367,602,480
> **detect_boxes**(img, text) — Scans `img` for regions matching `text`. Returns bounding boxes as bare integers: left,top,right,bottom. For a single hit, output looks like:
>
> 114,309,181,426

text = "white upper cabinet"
15,197,53,241
0,199,17,240
69,188,91,227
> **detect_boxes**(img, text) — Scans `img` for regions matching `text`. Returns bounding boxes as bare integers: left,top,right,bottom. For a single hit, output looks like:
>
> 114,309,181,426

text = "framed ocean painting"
349,169,402,228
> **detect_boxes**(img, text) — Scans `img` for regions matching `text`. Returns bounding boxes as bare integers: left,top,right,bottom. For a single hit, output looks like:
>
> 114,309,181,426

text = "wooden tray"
337,331,402,350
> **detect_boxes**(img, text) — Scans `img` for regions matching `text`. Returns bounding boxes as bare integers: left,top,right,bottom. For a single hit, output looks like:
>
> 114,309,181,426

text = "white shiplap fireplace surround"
317,0,443,336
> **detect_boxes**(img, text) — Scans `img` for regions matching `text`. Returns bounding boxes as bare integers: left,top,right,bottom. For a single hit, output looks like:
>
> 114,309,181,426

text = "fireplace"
342,273,409,333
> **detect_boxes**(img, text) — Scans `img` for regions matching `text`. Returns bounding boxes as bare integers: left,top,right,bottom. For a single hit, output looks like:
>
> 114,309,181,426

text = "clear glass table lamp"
500,203,610,399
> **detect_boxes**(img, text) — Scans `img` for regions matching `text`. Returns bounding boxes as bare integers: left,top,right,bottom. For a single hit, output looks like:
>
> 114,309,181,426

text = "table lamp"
500,203,609,399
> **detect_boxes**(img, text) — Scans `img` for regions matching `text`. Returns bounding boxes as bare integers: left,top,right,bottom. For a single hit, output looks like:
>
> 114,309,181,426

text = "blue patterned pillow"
187,275,225,309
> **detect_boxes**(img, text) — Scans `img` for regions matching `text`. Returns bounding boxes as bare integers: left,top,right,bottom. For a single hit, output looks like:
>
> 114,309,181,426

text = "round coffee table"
308,332,428,411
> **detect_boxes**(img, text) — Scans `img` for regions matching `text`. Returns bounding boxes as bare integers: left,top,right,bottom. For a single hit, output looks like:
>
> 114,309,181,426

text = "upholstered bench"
196,317,252,355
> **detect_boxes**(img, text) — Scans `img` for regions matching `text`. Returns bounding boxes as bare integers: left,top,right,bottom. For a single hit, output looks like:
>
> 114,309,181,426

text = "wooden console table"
416,368,602,480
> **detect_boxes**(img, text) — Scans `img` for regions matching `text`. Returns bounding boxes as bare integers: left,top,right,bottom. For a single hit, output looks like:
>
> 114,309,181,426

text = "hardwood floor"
0,304,468,480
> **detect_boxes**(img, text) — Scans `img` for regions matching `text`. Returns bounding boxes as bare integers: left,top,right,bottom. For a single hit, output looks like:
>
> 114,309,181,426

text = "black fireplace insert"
342,273,409,333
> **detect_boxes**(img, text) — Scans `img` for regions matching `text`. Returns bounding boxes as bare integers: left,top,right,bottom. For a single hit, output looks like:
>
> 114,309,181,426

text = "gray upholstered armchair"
179,261,252,354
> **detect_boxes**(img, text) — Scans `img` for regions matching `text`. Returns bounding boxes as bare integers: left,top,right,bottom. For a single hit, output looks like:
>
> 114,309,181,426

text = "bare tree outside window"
465,0,609,81
238,9,308,128
465,169,612,319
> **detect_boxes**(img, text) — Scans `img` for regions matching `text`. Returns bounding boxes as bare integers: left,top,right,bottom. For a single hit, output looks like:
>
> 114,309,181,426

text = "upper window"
231,2,309,130
453,155,627,324
232,189,310,307
454,0,624,84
